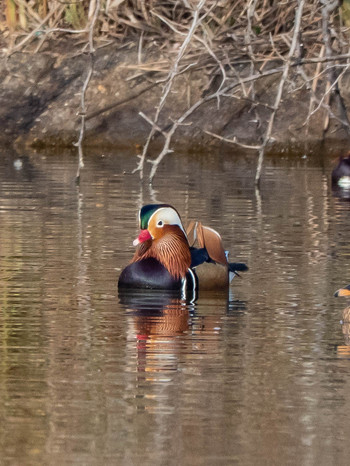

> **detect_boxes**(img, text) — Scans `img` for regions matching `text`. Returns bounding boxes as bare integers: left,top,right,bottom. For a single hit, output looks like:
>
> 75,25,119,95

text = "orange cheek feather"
335,288,350,297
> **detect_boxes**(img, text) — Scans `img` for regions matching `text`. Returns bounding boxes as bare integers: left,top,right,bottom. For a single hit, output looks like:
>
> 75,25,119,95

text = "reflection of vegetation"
0,223,24,360
0,224,22,308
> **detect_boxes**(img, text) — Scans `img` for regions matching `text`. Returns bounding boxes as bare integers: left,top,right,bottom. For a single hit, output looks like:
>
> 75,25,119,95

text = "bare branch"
204,130,261,150
255,0,305,186
134,0,207,179
320,0,350,136
74,0,101,184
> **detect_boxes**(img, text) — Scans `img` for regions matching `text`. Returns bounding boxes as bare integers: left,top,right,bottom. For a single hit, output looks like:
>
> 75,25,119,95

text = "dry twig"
133,0,208,179
255,0,306,185
74,0,101,184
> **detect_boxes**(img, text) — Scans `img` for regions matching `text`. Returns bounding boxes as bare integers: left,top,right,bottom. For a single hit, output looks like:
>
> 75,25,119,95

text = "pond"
0,145,350,465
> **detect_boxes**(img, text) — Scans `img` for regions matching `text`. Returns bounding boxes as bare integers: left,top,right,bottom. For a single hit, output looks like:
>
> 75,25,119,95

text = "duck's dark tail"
229,262,249,273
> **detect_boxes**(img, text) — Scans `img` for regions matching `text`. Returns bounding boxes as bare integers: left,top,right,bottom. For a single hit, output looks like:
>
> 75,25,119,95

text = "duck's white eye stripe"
149,207,186,234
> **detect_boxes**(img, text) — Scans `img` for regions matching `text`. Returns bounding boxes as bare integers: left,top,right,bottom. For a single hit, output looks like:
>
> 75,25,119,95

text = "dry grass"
1,1,345,59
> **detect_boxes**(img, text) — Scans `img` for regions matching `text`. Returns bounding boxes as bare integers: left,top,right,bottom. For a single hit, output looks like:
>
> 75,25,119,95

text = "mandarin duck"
334,285,350,323
118,204,248,292
332,153,350,189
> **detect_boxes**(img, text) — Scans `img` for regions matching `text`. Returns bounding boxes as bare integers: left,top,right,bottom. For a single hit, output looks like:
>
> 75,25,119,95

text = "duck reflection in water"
334,285,350,354
119,289,191,374
119,288,243,375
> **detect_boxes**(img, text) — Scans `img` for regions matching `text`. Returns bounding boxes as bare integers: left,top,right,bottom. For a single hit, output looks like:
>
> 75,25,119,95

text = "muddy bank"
1,44,350,154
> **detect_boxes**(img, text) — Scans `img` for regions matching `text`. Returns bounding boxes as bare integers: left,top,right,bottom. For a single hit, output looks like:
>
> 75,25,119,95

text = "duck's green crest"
139,204,176,229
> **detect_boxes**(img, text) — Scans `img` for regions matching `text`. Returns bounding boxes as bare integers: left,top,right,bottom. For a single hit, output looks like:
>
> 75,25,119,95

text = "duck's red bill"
133,229,152,246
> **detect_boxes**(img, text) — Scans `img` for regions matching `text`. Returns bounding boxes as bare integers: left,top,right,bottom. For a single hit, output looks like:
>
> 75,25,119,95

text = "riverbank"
1,41,350,157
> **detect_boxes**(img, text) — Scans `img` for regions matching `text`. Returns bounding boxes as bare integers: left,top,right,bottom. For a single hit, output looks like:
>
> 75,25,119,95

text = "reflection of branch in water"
75,189,92,334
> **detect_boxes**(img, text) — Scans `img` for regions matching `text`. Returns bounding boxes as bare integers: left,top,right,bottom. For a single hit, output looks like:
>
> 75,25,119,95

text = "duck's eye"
157,220,164,227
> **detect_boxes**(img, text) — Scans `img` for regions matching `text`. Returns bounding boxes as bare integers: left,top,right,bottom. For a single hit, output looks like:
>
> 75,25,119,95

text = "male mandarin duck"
118,204,248,292
334,285,350,323
332,153,350,188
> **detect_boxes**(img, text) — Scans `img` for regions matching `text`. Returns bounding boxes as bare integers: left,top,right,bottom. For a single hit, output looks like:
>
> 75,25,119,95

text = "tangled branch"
2,0,350,184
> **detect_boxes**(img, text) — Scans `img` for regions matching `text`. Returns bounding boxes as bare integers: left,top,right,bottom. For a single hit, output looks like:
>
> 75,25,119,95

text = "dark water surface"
1,147,350,465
